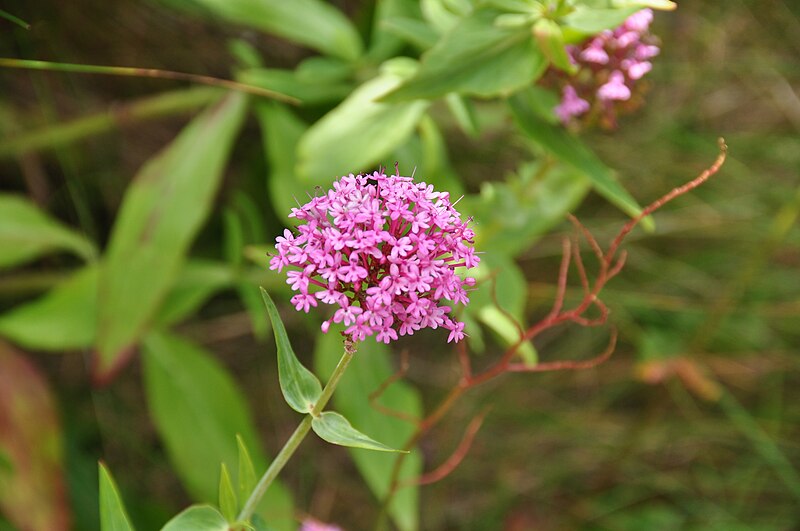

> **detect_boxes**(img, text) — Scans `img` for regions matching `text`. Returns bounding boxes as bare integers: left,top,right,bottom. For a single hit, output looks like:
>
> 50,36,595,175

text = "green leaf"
0,344,70,531
464,161,590,256
445,93,479,137
314,334,421,531
236,435,257,505
297,67,429,185
95,93,247,381
382,16,438,50
222,204,269,339
218,464,237,523
533,18,576,73
612,0,676,10
0,265,98,351
255,102,313,218
142,331,295,530
98,463,135,531
381,8,547,102
421,0,463,33
561,6,639,34
389,114,464,196
509,89,648,223
161,505,228,531
367,0,424,60
0,194,96,269
238,68,352,105
464,253,536,362
261,289,322,414
312,411,405,453
153,260,236,327
189,0,362,61
0,260,233,353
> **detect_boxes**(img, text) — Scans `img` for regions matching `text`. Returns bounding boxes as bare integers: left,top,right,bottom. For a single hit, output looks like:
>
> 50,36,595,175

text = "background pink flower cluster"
554,9,660,127
269,171,478,344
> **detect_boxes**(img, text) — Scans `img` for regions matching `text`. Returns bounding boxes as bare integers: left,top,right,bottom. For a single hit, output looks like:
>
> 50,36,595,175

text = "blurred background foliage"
0,0,799,529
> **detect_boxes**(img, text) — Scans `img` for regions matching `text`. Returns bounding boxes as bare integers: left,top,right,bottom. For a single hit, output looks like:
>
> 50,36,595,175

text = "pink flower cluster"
269,170,478,344
554,9,660,127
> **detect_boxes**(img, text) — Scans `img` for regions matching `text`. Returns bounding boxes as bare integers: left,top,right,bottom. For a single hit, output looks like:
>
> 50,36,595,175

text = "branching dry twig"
374,141,728,525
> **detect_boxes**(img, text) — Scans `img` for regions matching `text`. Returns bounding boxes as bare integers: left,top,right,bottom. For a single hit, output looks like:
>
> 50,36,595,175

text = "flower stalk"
237,338,358,524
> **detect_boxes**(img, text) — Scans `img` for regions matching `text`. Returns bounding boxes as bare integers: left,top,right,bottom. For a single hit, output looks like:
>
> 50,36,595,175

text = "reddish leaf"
0,342,70,530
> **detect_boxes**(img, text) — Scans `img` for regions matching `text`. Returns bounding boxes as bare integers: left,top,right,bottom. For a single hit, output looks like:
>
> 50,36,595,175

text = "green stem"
0,58,299,104
0,9,30,29
237,337,358,523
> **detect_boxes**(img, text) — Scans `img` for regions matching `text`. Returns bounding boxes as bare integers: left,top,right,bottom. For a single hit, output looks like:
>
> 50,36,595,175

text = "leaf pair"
262,289,403,453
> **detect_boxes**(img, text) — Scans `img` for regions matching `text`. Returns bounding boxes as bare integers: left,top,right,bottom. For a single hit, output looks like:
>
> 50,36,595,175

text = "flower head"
270,170,478,344
549,9,660,129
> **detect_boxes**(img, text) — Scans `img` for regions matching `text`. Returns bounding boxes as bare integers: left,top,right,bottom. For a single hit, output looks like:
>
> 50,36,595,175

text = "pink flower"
555,85,590,123
270,170,478,343
300,519,343,531
597,71,631,101
550,9,660,127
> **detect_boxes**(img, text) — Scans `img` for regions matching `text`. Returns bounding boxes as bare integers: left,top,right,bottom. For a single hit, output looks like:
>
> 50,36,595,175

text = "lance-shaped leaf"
261,289,322,413
161,505,228,531
255,102,313,219
189,0,363,61
236,435,257,504
98,463,135,531
509,89,647,223
142,331,294,530
218,464,237,523
296,65,429,185
0,260,233,353
239,67,353,105
380,8,547,102
95,93,247,382
533,18,576,73
0,194,96,269
0,265,98,351
562,1,675,35
0,343,70,531
311,411,405,453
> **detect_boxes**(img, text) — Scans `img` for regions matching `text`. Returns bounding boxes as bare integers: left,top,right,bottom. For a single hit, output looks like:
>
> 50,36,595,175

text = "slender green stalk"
0,9,30,29
237,338,358,523
0,58,299,104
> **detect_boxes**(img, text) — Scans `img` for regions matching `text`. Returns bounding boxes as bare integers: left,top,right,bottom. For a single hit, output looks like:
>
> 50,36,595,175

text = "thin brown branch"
488,271,526,339
548,237,573,319
506,328,617,373
569,213,605,267
405,410,489,487
571,235,591,295
368,349,419,424
457,339,472,381
606,138,728,262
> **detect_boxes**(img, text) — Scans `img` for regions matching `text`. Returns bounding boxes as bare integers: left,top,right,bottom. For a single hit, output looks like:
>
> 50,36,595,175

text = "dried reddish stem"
571,235,592,295
489,273,527,339
368,349,419,424
605,138,728,262
506,328,617,373
404,410,489,487
549,238,573,319
378,142,727,514
456,340,472,382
